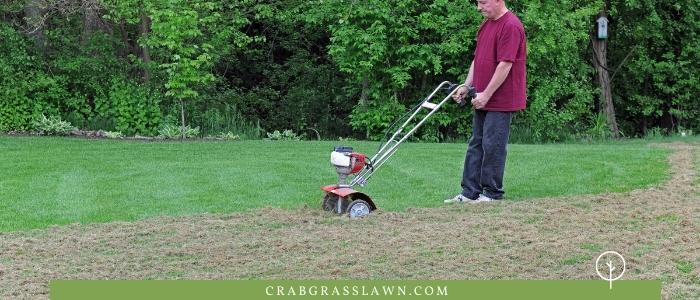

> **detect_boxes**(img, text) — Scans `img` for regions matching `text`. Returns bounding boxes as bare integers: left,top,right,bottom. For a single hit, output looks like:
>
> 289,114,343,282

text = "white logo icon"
596,251,626,289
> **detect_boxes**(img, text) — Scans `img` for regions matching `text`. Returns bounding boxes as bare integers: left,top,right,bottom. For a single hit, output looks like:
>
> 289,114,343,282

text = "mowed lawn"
0,136,669,231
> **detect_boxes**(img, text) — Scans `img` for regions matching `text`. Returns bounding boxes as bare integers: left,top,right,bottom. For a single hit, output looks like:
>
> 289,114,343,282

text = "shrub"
264,129,303,141
32,115,75,136
94,78,162,136
349,98,406,141
190,98,262,140
217,131,240,141
159,124,200,139
104,131,124,139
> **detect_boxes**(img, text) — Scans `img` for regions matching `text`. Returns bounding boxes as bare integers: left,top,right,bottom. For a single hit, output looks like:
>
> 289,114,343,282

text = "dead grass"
0,143,698,299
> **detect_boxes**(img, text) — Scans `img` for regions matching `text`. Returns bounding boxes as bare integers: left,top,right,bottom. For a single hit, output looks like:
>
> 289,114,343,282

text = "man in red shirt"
445,0,527,203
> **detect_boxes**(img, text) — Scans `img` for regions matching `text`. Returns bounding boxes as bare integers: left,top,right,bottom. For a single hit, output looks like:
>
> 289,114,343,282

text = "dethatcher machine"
321,81,476,218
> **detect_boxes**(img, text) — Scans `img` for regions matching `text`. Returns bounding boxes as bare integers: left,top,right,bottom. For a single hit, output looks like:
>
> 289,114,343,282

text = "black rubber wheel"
322,193,349,214
347,199,372,218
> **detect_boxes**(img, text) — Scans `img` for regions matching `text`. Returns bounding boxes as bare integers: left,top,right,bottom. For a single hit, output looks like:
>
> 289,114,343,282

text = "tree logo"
596,251,626,289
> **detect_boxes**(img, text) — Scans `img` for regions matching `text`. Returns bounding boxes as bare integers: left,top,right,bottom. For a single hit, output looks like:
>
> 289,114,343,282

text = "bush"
189,93,263,140
0,24,65,132
349,98,406,141
217,131,241,141
158,124,200,139
584,113,613,140
32,115,75,135
264,129,303,141
104,131,124,139
94,78,162,136
204,131,240,141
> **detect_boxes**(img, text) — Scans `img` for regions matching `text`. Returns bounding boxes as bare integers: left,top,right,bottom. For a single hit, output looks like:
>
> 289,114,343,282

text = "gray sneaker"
472,194,498,203
444,194,472,204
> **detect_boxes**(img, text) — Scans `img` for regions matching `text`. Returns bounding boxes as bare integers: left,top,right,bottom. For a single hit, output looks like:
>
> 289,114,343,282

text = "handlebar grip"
466,86,476,98
445,83,459,93
446,84,477,98
456,86,477,108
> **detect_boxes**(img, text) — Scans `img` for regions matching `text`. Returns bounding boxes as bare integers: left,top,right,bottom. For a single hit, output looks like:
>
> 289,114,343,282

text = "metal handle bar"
351,81,467,187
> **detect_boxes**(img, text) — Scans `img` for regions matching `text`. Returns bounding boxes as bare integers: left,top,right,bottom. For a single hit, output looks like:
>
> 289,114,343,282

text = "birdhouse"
596,16,609,40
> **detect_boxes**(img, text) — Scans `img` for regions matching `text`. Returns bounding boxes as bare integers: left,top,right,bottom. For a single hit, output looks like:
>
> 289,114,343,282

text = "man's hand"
451,86,467,103
471,92,490,110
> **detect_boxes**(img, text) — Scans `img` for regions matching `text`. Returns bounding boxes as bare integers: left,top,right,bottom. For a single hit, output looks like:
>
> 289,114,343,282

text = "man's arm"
464,60,475,87
471,61,512,109
452,60,475,103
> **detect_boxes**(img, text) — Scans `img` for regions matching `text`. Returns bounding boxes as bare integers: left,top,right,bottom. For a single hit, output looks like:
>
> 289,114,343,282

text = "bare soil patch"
1,143,698,299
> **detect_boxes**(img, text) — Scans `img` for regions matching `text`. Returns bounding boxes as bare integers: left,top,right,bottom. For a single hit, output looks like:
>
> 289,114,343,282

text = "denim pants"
461,110,513,200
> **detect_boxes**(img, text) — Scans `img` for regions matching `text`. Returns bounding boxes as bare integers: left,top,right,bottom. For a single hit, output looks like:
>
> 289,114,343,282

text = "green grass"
631,244,655,258
675,260,694,274
656,213,681,224
580,243,602,253
560,254,590,266
695,148,700,189
0,136,670,231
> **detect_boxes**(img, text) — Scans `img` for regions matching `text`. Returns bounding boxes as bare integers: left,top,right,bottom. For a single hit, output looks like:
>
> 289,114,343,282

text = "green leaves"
511,0,602,142
311,0,478,138
145,0,210,100
609,0,700,134
31,114,76,135
97,78,162,136
1,0,698,140
349,97,406,140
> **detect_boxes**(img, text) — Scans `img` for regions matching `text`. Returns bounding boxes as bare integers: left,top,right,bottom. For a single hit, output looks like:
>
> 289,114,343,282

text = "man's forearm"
482,61,512,98
464,61,475,87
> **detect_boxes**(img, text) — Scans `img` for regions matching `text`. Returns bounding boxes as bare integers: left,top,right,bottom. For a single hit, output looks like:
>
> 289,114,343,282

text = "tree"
608,0,700,135
23,0,46,53
109,0,253,138
307,0,479,139
591,12,619,137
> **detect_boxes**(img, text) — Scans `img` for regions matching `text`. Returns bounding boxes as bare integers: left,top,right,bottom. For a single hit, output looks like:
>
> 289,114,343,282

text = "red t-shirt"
473,11,527,111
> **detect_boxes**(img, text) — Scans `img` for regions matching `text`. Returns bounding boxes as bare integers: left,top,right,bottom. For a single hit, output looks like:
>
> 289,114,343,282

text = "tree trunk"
359,76,370,138
81,0,100,45
180,100,186,139
668,105,675,132
592,20,619,138
118,21,132,59
24,0,46,54
359,76,369,105
139,11,152,83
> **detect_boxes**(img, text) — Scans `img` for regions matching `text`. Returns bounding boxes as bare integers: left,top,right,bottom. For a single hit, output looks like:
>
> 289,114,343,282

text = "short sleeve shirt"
473,11,527,111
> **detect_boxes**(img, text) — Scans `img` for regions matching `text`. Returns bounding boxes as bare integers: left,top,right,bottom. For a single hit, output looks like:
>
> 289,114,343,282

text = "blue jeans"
461,110,513,200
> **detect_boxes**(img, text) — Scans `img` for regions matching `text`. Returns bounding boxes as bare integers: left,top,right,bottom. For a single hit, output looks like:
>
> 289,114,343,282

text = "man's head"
476,0,508,20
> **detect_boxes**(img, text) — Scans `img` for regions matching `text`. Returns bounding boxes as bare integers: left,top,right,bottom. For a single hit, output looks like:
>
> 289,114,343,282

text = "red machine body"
349,153,366,174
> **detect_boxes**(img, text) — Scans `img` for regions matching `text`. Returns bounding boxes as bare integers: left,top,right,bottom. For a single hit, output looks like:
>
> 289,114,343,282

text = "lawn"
0,136,669,231
2,136,698,300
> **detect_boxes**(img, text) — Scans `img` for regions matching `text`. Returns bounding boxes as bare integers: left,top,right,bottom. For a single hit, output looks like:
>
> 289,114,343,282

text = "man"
445,0,527,203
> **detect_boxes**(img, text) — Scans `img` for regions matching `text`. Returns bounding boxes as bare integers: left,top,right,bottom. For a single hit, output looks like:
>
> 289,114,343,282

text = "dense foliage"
1,0,698,141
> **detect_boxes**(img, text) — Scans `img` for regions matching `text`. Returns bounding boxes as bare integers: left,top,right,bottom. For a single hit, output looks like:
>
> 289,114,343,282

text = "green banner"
50,280,660,300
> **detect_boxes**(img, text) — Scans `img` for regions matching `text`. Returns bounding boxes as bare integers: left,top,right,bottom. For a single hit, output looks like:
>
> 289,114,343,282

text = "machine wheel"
322,193,349,214
347,199,372,218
